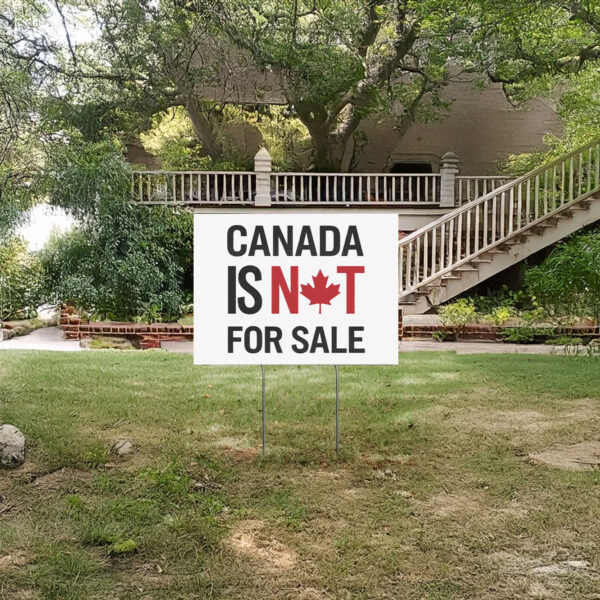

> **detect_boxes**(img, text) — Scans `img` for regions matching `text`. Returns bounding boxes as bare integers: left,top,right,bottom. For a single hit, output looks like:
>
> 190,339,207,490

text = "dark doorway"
391,161,433,174
390,161,435,202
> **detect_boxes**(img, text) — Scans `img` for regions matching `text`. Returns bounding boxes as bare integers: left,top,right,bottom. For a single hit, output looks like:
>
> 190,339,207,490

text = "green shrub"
500,326,553,344
0,235,41,321
38,142,193,321
526,231,600,324
438,298,477,328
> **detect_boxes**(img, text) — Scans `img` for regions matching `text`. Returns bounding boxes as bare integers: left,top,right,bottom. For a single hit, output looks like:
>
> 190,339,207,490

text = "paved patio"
0,326,81,352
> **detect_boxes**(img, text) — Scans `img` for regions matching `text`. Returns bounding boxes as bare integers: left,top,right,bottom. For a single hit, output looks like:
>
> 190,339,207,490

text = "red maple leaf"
300,270,340,314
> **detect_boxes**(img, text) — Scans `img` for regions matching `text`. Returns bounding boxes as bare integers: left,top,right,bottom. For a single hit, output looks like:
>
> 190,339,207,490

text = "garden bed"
402,323,600,343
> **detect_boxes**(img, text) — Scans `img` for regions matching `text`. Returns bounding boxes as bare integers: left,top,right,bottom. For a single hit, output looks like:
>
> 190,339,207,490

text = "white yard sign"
194,213,398,365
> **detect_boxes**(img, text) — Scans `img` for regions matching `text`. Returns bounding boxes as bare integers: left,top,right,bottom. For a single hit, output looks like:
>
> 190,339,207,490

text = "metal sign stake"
261,365,266,454
335,365,340,453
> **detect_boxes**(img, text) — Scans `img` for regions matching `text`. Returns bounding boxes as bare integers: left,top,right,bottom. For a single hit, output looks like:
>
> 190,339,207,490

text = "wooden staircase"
398,138,600,314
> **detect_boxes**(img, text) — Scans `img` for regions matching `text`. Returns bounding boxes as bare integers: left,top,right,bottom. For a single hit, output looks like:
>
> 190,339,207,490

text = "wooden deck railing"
132,171,256,205
270,173,441,204
131,150,512,208
398,137,600,295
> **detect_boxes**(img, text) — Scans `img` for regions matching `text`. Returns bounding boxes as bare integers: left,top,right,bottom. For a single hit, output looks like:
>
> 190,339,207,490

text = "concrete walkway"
0,327,81,352
0,327,566,355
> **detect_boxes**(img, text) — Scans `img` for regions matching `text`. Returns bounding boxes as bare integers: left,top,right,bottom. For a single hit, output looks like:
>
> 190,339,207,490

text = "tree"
51,0,543,172
0,0,51,239
39,139,194,320
207,0,473,170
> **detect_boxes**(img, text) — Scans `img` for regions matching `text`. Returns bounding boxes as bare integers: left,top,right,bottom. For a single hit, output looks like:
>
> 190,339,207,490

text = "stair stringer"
402,194,600,314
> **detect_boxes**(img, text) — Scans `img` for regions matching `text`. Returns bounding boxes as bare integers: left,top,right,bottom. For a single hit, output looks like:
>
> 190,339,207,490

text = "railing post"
254,147,272,207
440,152,460,208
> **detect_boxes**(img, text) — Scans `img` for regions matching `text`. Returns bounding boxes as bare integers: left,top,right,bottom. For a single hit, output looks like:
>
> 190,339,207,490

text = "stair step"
572,201,591,210
441,275,461,280
505,234,529,245
398,301,416,306
426,282,446,290
529,225,545,235
556,210,573,218
454,266,479,272
539,218,558,227
470,258,492,264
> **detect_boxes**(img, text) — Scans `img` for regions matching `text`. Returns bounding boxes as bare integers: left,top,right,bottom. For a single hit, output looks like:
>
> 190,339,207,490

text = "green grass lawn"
1,350,599,599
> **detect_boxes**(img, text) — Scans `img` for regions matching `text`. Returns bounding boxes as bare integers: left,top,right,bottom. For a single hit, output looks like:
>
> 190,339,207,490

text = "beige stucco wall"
129,78,562,175
357,80,562,175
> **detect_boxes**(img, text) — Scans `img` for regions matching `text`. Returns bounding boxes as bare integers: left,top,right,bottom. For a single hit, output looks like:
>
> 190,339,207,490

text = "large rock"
110,439,133,456
0,424,26,468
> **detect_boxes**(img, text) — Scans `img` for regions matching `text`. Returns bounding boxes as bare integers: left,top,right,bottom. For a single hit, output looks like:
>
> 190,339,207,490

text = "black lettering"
342,226,364,256
237,266,262,314
265,327,283,353
273,226,293,256
320,226,340,256
291,326,309,353
227,225,246,256
227,266,236,314
349,327,365,353
295,226,317,256
249,226,270,256
227,327,243,352
244,326,262,353
309,326,329,353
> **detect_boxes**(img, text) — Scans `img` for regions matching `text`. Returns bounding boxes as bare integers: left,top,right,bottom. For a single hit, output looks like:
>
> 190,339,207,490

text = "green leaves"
526,231,600,323
39,142,193,321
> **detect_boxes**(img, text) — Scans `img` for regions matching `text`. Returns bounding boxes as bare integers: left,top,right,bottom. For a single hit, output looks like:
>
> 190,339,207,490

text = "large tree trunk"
185,98,223,162
312,133,343,172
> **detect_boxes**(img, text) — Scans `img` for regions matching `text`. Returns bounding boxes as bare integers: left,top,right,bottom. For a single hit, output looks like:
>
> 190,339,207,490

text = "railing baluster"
517,184,522,230
492,194,497,242
466,208,471,256
596,144,600,190
578,152,583,197
569,156,574,202
406,243,413,289
423,231,429,279
457,213,462,261
475,202,480,252
399,245,404,293
440,223,446,270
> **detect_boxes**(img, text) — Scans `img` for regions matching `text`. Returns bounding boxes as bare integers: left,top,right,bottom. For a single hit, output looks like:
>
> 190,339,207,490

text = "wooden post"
440,152,460,208
254,147,272,207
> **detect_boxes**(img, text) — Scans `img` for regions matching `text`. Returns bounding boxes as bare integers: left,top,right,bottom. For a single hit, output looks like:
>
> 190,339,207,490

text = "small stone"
110,439,133,456
0,424,26,468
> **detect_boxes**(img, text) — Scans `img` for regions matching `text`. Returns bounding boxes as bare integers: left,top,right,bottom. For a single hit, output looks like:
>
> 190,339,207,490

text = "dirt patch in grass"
0,551,32,571
27,467,92,490
226,519,298,571
416,491,529,520
529,441,600,470
489,550,598,599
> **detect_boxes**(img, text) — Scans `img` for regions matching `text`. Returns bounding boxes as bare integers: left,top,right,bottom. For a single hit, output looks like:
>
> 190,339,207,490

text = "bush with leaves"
38,140,193,321
438,298,477,331
0,236,40,322
526,231,600,325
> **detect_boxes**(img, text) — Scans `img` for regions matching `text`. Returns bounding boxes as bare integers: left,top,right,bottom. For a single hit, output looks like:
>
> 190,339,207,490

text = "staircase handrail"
398,136,600,296
398,136,600,248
